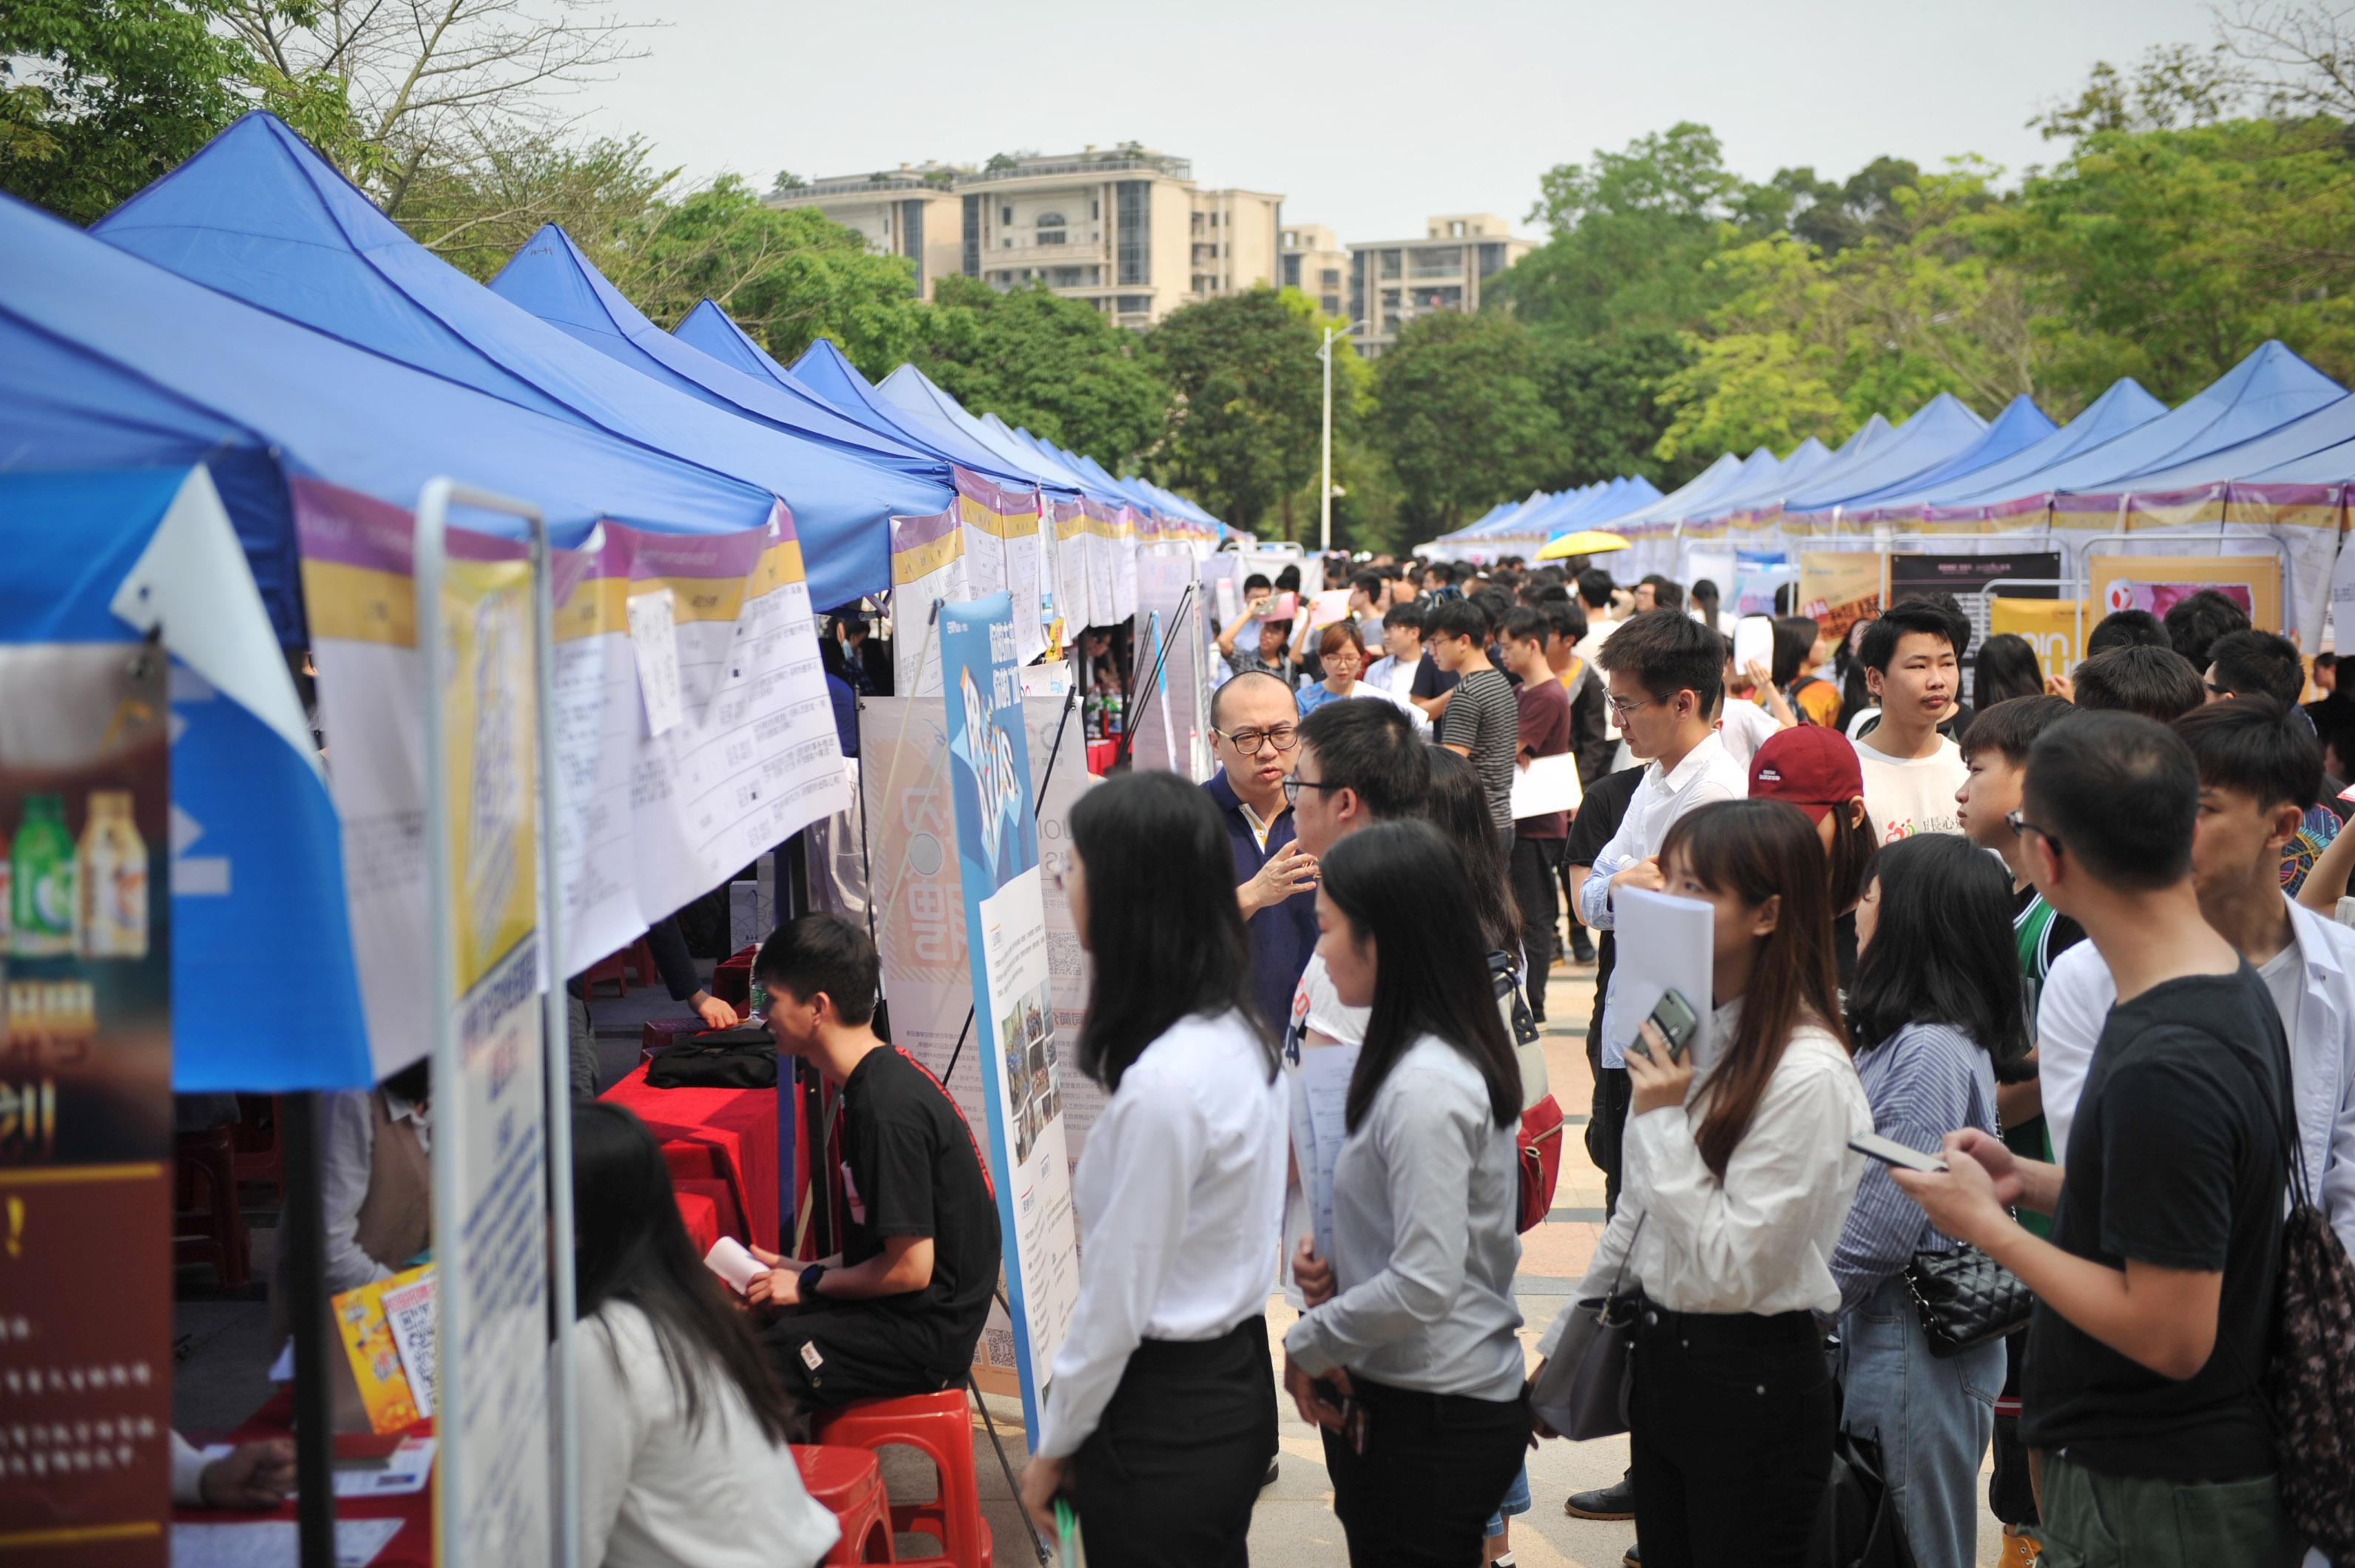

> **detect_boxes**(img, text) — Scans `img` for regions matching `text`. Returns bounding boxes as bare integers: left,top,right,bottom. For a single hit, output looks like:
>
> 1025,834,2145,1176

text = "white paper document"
1286,1043,1361,1266
704,1235,767,1296
1511,754,1584,820
1608,887,1717,1072
626,587,685,737
169,1518,404,1568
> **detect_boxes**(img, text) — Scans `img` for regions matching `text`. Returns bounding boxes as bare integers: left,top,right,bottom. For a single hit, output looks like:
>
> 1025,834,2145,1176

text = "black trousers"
1322,1375,1529,1567
1629,1306,1834,1568
1508,834,1565,1021
1585,1024,1631,1216
1072,1317,1277,1568
761,1302,959,1410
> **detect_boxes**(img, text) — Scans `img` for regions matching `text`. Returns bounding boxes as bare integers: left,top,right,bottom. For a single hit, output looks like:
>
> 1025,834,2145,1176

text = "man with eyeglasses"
1203,669,1322,1035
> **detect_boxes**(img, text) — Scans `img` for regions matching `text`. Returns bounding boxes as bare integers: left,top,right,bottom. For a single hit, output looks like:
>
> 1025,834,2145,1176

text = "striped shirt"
1829,1020,1998,1314
1439,666,1520,830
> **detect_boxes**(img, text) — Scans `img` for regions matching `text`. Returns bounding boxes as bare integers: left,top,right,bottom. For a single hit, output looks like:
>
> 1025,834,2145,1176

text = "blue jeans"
1835,1276,2004,1568
1483,1462,1532,1538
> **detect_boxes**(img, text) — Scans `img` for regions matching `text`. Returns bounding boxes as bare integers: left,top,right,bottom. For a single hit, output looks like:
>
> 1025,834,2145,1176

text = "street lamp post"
1318,320,1368,555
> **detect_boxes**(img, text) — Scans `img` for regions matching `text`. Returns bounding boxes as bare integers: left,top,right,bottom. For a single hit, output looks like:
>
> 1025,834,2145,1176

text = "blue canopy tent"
1942,342,2345,513
2064,388,2355,496
0,195,782,1089
777,333,1048,492
1744,399,1991,519
1685,435,1851,524
92,112,950,612
1809,395,2055,514
875,365,1125,507
1857,378,2170,522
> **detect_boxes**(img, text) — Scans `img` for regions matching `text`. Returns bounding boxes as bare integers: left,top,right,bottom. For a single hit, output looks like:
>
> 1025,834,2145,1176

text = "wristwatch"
798,1263,827,1300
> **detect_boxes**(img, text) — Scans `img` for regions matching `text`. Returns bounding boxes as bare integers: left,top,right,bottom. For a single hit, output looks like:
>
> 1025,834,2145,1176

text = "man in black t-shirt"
1893,712,2302,1564
746,915,1002,1409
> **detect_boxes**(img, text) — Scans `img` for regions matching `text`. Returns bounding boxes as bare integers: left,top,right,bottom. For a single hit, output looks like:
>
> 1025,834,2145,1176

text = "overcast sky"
581,0,2222,243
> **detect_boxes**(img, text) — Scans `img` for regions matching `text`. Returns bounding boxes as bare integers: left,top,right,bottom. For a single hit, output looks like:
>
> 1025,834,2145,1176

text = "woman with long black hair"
1538,799,1870,1568
1018,771,1288,1567
570,1102,837,1568
1283,819,1528,1566
1830,834,2031,1568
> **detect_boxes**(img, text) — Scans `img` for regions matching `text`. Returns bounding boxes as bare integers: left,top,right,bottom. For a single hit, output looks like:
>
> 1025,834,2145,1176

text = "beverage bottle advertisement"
0,642,173,1565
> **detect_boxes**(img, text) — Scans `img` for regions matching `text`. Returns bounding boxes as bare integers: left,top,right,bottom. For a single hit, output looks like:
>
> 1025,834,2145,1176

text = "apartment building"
767,147,1282,328
1280,223,1348,317
1347,214,1536,356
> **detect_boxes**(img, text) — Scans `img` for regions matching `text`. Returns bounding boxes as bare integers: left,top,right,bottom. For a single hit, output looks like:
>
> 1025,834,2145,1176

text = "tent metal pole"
282,1092,337,1568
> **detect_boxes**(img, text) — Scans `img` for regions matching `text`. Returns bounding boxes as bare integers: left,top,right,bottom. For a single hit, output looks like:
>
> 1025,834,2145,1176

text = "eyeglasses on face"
1214,723,1299,756
1605,693,1658,722
1283,776,1345,807
2005,809,2063,854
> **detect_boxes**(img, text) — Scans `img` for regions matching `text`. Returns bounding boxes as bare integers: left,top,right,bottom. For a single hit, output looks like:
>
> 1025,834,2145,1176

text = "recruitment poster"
2087,554,2282,634
1797,552,1885,641
0,645,172,1566
1888,551,2061,689
433,553,553,1568
1990,599,2088,684
937,594,1081,1439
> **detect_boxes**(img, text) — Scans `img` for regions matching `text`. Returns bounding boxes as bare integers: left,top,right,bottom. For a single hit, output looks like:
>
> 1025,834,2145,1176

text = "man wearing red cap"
1748,726,1876,983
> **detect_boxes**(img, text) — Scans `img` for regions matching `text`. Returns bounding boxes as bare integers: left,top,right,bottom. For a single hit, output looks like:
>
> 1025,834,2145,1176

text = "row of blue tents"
1433,339,2355,572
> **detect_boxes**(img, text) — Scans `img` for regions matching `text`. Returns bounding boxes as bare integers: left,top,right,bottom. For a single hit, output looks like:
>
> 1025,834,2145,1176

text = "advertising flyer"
2088,555,2279,632
1990,599,2089,685
0,643,172,1566
1796,552,1885,641
936,595,1081,1438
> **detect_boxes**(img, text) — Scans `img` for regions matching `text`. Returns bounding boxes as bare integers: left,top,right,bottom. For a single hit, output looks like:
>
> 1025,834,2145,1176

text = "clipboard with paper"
1286,1042,1360,1265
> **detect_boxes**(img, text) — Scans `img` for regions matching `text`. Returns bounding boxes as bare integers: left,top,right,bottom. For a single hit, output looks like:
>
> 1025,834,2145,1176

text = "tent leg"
969,1372,1052,1567
282,1092,337,1568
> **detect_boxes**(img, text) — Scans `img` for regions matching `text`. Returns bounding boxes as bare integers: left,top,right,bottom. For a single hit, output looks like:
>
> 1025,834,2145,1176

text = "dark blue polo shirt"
1203,769,1319,1035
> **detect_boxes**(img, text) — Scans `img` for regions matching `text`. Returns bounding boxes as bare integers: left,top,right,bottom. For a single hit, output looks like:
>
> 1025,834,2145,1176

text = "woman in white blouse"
1283,819,1530,1565
570,1103,839,1568
1536,798,1870,1568
1018,771,1288,1567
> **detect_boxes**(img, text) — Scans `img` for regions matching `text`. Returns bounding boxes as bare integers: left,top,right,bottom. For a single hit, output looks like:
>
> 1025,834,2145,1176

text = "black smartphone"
1627,987,1699,1065
1848,1132,1949,1173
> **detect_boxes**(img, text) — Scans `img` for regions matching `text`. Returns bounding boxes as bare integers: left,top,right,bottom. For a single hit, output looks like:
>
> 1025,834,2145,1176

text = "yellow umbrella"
1535,529,1632,562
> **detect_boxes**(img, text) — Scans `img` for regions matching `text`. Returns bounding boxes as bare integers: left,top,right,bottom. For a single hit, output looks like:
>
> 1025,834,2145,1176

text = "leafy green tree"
1149,287,1339,535
917,274,1169,471
1374,311,1564,532
2030,42,2244,141
1533,329,1702,488
1988,115,2355,402
0,0,257,223
393,128,675,279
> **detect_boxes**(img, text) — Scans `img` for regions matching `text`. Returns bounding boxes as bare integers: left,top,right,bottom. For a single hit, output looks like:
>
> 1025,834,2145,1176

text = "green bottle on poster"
10,794,76,957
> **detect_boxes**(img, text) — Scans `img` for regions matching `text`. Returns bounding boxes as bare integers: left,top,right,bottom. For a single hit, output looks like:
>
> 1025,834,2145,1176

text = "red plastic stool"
811,1388,992,1568
793,1444,894,1564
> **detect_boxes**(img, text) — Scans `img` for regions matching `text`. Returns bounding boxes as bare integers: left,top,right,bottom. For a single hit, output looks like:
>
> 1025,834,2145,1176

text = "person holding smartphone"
1536,798,1870,1568
1283,820,1529,1566
1829,835,2032,1568
1019,773,1288,1568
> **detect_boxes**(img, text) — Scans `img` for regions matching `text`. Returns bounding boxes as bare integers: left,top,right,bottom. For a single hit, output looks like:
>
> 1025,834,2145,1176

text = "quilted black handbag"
1902,1243,2031,1358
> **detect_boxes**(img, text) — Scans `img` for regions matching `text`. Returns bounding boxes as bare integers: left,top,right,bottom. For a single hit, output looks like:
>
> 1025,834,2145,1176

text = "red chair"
811,1388,991,1568
793,1444,895,1564
173,1125,249,1287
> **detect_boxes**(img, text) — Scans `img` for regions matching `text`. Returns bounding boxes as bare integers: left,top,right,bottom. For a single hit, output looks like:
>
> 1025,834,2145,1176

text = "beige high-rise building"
1280,223,1348,317
767,147,1282,328
1348,214,1536,356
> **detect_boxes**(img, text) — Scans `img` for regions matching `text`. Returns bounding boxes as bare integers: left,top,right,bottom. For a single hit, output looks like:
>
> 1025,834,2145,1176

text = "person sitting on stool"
744,915,1001,1409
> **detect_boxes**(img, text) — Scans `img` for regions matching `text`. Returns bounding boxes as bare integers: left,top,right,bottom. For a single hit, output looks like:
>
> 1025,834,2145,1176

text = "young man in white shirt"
1852,599,1968,841
1574,609,1752,1069
2035,701,2355,1263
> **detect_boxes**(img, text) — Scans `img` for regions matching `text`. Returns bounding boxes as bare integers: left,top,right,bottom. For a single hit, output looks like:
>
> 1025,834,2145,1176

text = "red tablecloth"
1085,738,1118,775
178,1402,432,1567
674,1187,720,1255
601,1063,780,1250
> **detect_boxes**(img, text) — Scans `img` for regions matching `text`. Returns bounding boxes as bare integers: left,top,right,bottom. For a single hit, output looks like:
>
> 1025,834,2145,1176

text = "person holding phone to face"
1828,835,2033,1568
1535,799,1870,1568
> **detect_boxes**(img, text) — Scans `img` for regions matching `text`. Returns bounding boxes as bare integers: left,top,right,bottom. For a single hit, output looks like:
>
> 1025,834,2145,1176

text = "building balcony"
988,238,1112,264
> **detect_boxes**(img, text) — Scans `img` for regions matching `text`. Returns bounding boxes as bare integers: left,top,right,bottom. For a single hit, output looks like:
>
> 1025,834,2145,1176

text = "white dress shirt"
1035,1009,1287,1459
1715,697,1781,768
1541,1008,1868,1341
575,1301,840,1568
1575,731,1752,1064
2037,896,2355,1258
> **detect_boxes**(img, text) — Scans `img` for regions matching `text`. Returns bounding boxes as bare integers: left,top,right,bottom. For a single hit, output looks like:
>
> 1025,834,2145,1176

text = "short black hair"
1274,564,1302,592
1597,607,1723,712
1499,606,1548,648
2207,628,2303,707
1350,569,1383,597
1691,578,1721,608
1543,600,1589,646
754,913,880,1025
1858,598,1962,673
1296,699,1429,822
2163,588,2250,670
1959,694,2077,764
2319,652,2340,672
2173,697,2322,813
2071,645,2205,723
1426,561,1456,585
1520,582,1572,608
2024,711,2197,892
1575,568,1615,610
1385,604,1427,640
1242,572,1271,595
2086,607,2167,655
1639,574,1686,612
1426,596,1490,645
